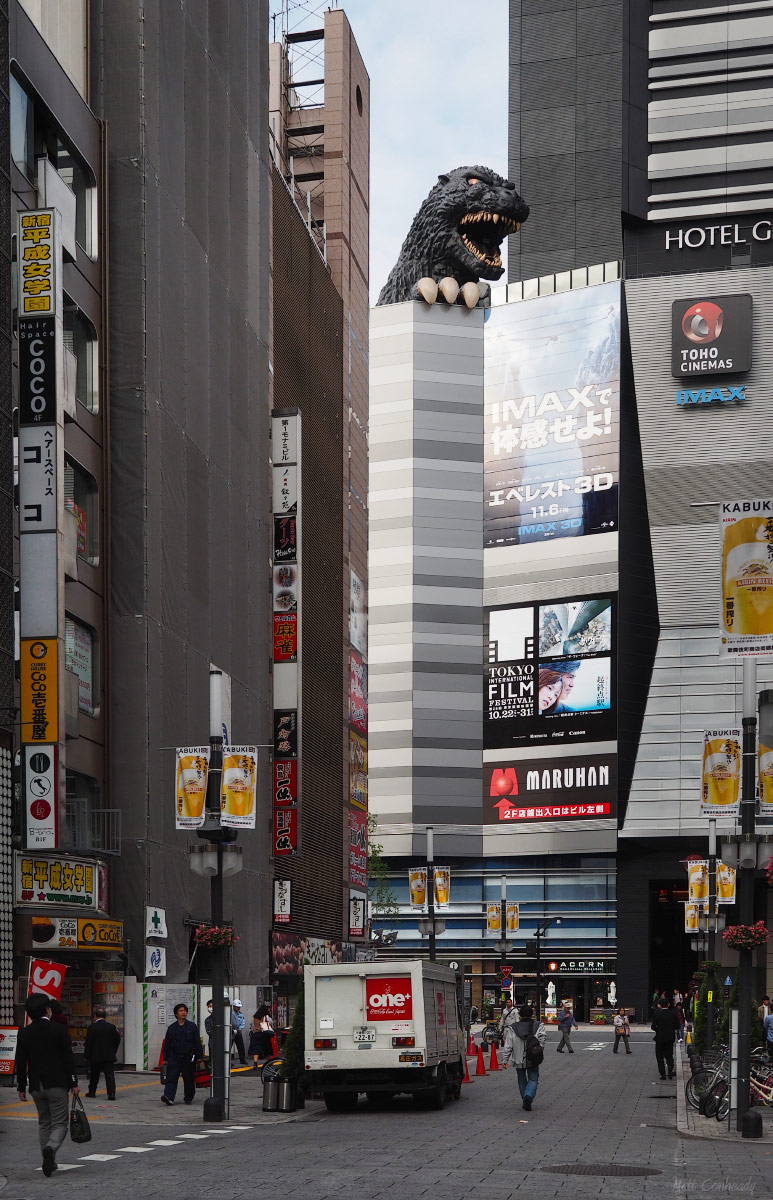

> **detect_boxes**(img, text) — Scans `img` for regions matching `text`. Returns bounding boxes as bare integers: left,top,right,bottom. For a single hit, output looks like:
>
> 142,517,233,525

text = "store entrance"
650,881,697,1003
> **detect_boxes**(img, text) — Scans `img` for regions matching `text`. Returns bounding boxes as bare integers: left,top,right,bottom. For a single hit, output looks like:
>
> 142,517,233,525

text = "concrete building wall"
369,301,484,861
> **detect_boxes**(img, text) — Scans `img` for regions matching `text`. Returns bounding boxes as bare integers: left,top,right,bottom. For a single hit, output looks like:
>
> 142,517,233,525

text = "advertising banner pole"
706,819,717,1051
426,827,435,963
736,657,757,1132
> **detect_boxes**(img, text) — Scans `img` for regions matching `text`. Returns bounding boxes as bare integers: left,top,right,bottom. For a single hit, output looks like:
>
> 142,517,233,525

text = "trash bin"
262,1079,279,1112
276,1079,296,1113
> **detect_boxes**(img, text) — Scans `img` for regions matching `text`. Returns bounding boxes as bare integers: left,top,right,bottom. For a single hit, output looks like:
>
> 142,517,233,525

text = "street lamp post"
427,827,436,963
534,918,561,1022
500,875,508,976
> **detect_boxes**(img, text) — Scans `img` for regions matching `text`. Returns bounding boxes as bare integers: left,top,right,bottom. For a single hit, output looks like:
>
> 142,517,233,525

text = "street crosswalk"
36,1126,253,1171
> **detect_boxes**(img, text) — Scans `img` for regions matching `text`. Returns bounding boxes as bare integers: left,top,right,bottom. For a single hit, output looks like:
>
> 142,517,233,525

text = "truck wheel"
420,1065,446,1111
324,1092,358,1113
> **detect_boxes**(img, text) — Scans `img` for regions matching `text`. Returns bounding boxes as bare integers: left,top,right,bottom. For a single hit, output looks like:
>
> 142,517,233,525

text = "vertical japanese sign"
272,413,300,857
273,879,291,924
18,210,62,851
720,499,773,657
349,808,368,888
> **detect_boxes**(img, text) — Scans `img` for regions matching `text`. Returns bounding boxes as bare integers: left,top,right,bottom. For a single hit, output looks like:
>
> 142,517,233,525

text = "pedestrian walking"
498,995,518,1042
675,998,686,1043
764,1008,773,1062
672,988,683,1007
613,1007,632,1054
248,1005,274,1068
84,1007,121,1100
651,998,679,1080
14,993,80,1176
161,1003,203,1105
757,995,771,1025
556,1004,578,1053
231,998,248,1064
501,1003,546,1111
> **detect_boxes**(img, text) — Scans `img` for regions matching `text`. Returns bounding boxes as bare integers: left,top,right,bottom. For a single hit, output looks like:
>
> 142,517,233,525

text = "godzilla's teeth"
492,213,499,225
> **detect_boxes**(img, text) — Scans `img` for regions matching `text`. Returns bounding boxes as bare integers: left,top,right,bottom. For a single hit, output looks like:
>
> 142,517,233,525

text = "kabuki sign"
484,281,620,546
719,499,773,657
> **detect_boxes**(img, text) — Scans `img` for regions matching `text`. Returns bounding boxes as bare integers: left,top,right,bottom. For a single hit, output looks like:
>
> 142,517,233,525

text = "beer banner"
687,860,709,903
716,861,737,904
433,867,450,909
408,868,427,910
506,902,520,936
175,747,209,830
486,902,502,935
220,747,257,829
684,902,702,933
759,734,773,815
701,729,740,816
720,499,773,657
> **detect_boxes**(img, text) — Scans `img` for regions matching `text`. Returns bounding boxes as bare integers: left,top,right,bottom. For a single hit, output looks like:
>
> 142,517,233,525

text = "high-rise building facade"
369,0,772,1020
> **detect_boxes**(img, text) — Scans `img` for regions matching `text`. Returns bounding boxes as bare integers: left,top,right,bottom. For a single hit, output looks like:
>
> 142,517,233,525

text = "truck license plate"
353,1028,376,1043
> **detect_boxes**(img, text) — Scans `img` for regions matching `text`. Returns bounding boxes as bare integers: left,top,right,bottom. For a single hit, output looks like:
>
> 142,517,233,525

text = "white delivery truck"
303,960,465,1112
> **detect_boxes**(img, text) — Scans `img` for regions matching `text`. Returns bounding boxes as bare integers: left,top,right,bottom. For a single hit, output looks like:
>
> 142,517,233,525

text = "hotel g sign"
671,294,752,379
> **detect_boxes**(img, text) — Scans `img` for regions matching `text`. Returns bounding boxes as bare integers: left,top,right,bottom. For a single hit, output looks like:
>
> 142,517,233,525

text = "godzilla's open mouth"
459,211,521,269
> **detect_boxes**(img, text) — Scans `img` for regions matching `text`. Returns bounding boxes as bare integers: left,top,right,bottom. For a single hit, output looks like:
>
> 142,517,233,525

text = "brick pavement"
1,1029,771,1199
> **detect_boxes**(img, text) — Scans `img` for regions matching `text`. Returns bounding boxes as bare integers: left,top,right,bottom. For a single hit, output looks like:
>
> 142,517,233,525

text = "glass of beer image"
723,520,773,635
506,904,519,932
409,868,427,907
222,755,256,818
177,755,206,820
717,863,735,902
759,748,773,809
702,741,740,809
689,862,708,902
685,904,699,932
487,902,501,933
434,868,450,907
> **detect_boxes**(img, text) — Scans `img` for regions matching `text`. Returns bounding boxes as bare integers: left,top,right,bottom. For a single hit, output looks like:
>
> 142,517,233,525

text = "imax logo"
676,385,745,407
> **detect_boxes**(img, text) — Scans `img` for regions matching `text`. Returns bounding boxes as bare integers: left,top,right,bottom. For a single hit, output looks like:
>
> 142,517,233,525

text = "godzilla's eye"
467,177,480,185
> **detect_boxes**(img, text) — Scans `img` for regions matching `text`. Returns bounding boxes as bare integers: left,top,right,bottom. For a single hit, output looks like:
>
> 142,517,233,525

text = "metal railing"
63,805,121,855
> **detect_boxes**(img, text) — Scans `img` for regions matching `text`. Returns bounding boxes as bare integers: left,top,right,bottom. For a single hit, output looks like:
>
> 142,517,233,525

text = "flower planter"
722,921,769,951
194,924,239,950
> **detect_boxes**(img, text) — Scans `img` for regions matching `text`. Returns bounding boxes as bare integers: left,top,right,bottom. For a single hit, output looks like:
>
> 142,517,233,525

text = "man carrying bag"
14,994,80,1176
501,1003,547,1112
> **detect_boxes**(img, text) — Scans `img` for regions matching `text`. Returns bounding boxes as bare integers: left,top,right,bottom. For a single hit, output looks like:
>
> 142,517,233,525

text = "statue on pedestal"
546,981,556,1008
607,981,617,1008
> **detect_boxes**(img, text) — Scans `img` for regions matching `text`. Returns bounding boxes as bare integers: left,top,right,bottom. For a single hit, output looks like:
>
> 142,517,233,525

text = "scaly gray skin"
376,165,530,306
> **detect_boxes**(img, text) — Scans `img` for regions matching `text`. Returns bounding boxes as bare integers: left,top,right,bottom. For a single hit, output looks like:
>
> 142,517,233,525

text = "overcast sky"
343,0,509,303
277,1,510,304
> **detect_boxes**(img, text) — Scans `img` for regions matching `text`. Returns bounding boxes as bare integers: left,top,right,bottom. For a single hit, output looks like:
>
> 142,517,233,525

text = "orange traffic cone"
466,1032,476,1055
462,1055,472,1084
489,1041,500,1071
475,1045,487,1076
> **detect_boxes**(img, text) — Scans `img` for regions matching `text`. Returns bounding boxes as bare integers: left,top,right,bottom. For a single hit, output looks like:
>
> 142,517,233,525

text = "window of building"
63,300,98,412
65,614,97,716
64,457,98,565
64,770,99,851
9,70,98,258
10,73,34,179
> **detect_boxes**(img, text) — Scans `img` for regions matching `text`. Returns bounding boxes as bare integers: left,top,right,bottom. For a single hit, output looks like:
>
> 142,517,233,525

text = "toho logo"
681,301,723,344
366,976,413,1021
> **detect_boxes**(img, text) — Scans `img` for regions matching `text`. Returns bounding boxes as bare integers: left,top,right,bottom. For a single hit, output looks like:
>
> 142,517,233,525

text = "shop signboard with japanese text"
485,595,616,750
720,499,773,657
485,754,617,823
274,879,291,924
15,852,98,908
0,1027,18,1074
18,210,58,317
349,808,368,888
349,893,366,938
349,730,368,810
20,638,58,745
273,613,297,662
349,650,368,734
273,807,298,856
23,745,57,848
274,759,298,805
484,281,620,546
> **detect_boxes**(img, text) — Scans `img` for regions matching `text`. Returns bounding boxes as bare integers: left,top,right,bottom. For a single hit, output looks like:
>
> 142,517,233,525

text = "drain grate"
540,1165,662,1178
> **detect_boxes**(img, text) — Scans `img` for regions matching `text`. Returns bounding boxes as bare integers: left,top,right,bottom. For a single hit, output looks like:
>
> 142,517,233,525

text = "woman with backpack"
500,1003,547,1111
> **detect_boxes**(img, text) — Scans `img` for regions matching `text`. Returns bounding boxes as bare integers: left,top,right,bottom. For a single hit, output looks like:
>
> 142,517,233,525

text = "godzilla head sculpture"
376,165,529,308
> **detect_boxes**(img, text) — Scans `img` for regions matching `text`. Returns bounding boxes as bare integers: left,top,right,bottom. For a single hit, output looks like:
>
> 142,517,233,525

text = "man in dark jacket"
14,993,80,1176
651,999,679,1079
161,1003,203,1106
84,1008,121,1101
556,1005,579,1053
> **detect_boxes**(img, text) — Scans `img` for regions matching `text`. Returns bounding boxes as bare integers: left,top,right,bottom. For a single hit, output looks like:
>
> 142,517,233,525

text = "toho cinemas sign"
485,753,617,824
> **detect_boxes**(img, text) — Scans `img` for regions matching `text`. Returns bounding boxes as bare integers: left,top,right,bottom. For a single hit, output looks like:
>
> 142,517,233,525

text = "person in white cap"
231,999,247,1065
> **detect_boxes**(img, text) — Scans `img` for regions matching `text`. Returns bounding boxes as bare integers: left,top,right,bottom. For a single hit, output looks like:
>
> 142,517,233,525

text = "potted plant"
592,1013,607,1025
722,921,769,951
766,856,773,888
194,924,239,949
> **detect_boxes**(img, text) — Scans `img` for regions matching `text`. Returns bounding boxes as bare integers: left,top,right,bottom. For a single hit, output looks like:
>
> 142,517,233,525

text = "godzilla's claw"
461,282,481,309
416,277,438,305
439,277,459,305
